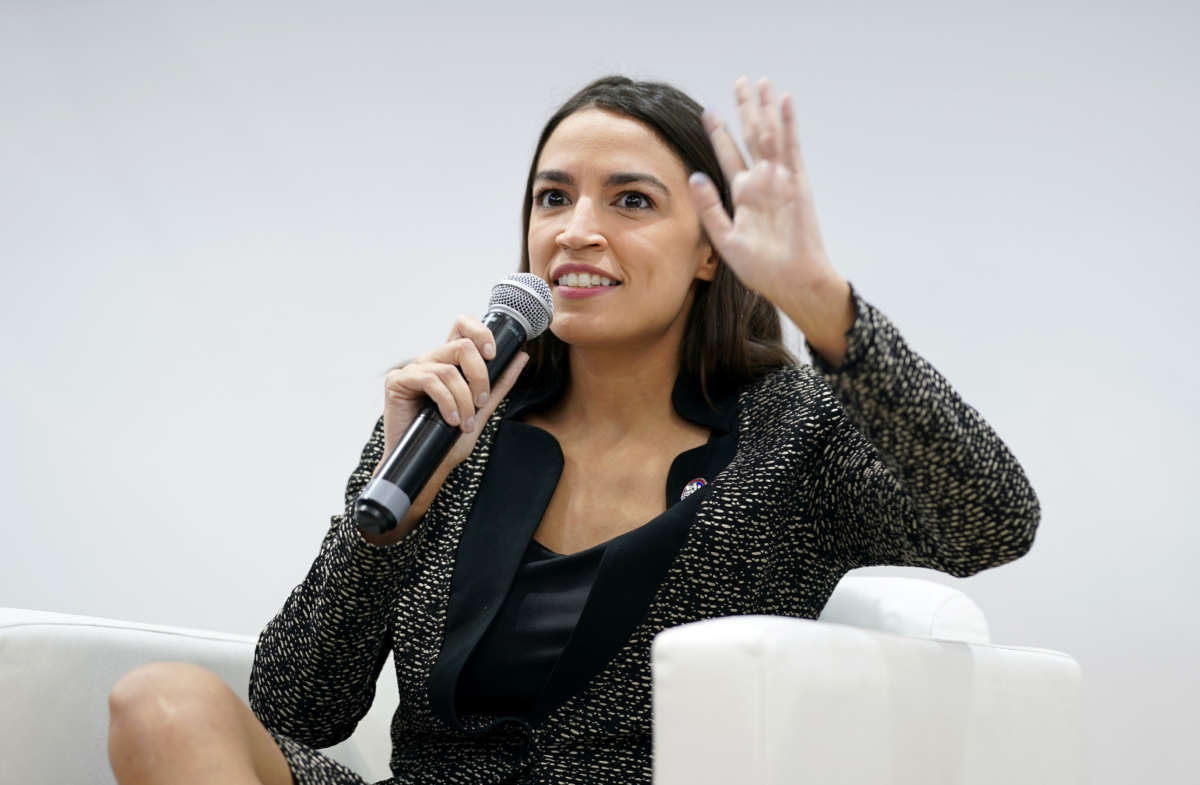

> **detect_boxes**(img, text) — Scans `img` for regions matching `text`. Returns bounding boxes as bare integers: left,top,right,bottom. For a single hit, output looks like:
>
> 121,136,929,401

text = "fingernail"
447,410,460,425
484,342,495,359
465,415,476,431
689,171,710,187
477,391,489,406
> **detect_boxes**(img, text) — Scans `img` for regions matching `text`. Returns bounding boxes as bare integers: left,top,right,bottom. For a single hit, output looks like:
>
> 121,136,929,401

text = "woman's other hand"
688,76,855,367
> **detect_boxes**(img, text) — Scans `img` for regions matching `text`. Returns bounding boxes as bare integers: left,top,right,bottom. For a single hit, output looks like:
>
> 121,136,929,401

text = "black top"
450,367,741,724
455,537,605,719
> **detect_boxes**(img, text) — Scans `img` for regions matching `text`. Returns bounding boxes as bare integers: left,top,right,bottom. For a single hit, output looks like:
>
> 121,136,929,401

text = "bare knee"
107,662,293,785
107,662,235,750
109,661,231,714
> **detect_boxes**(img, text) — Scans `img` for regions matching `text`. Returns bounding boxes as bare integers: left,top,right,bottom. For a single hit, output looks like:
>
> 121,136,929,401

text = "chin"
550,319,625,348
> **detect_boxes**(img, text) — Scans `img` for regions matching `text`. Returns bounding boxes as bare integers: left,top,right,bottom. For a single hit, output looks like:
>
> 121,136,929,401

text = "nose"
556,197,607,251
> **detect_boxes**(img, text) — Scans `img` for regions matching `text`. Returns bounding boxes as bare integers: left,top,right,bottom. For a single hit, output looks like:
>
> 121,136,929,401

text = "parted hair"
515,74,796,409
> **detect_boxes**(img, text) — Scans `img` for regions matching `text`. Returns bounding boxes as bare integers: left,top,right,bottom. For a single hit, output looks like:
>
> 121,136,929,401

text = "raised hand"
688,76,854,365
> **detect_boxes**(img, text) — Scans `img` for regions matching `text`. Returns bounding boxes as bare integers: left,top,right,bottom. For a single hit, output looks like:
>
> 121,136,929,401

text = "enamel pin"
680,477,708,501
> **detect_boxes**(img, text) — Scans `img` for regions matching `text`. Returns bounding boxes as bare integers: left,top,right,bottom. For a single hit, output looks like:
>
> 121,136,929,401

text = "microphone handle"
353,310,528,535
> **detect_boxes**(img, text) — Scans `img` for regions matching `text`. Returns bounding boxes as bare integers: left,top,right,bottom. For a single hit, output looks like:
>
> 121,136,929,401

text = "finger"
757,78,782,163
735,75,763,162
448,314,497,361
452,336,491,408
779,92,806,176
688,171,734,257
701,108,749,183
410,367,462,427
432,363,478,432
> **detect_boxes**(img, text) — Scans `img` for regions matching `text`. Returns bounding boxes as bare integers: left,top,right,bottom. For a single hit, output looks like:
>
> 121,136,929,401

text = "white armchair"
652,576,1084,784
0,576,1082,784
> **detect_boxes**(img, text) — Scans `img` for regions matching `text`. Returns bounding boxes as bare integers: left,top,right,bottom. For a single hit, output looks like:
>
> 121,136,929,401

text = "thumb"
688,171,734,257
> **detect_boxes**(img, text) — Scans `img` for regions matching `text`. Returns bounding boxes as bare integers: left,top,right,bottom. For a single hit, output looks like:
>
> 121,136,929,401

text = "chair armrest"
0,607,398,785
652,615,1083,785
818,575,992,643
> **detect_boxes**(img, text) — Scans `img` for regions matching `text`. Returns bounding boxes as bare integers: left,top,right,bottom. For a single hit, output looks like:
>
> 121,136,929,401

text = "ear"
695,241,718,282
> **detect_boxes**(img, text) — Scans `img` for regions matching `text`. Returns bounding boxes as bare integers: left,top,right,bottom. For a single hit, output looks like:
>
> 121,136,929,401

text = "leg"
107,662,295,785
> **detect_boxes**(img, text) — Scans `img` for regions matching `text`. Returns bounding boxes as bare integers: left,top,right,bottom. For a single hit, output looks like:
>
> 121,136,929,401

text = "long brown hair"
517,75,796,408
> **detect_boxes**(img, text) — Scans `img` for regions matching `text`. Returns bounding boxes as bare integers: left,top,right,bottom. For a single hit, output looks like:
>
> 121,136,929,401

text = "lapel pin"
680,477,708,501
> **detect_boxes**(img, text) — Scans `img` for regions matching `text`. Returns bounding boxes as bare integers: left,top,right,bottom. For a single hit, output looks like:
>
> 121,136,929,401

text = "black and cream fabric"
249,282,1041,785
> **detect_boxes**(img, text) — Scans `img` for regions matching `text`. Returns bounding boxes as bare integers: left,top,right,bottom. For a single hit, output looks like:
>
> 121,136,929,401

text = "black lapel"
428,414,563,731
532,372,740,718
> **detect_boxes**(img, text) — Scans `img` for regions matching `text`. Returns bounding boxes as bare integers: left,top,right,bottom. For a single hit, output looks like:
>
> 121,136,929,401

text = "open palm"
689,76,840,303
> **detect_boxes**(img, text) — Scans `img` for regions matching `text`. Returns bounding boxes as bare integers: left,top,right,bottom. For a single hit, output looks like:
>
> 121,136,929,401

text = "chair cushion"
818,575,991,643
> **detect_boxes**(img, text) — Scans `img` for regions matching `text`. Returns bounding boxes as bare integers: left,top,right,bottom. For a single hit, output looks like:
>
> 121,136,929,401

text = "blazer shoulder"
742,363,836,406
737,363,841,438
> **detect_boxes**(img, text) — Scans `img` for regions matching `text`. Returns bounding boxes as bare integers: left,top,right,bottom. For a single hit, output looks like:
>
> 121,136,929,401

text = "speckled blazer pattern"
248,282,1041,785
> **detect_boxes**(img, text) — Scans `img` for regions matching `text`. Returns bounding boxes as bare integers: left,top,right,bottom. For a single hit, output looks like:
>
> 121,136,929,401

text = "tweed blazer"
249,282,1041,785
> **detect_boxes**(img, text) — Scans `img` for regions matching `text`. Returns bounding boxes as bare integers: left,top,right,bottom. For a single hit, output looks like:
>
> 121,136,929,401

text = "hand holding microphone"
379,317,522,472
354,273,554,539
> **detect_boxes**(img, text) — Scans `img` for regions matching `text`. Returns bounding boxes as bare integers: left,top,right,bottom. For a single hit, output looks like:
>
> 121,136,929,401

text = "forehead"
536,108,685,177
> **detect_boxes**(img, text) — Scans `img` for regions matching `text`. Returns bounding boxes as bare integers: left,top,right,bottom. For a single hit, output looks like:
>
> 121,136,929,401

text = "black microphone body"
354,275,552,535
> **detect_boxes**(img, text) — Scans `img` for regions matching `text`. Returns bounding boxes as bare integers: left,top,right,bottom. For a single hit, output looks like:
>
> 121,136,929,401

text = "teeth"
555,272,619,287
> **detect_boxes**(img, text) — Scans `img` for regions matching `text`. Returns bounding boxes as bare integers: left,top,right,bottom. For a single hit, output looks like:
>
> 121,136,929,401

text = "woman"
106,75,1040,785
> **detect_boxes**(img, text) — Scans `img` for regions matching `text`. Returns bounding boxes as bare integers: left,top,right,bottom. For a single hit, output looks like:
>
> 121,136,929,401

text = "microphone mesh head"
489,273,554,339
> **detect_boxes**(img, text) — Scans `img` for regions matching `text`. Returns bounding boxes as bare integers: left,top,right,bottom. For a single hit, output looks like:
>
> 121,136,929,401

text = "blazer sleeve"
808,282,1040,578
248,414,421,748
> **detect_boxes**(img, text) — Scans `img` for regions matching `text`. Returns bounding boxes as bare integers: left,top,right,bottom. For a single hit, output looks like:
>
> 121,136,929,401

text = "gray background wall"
2,1,1195,781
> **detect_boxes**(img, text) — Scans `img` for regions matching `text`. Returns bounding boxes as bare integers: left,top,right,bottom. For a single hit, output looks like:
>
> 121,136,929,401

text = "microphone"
353,272,554,535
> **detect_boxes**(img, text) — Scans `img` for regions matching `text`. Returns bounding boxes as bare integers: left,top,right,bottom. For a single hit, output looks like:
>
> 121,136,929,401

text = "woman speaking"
106,74,1040,785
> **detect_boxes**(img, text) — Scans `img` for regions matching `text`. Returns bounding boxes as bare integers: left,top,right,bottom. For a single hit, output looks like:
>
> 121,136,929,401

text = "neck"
554,330,684,440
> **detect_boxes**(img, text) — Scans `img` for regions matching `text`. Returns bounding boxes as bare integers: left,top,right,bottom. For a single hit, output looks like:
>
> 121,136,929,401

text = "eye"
533,188,569,209
617,191,655,210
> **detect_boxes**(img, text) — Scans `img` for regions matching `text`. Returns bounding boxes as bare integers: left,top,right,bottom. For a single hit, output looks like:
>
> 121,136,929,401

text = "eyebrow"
533,169,671,196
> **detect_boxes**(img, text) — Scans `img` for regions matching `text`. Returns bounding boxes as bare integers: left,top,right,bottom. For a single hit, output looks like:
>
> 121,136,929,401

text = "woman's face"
527,107,716,351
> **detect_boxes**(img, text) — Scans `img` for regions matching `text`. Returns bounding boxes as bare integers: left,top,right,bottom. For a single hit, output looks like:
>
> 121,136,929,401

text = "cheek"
527,231,553,272
641,247,699,291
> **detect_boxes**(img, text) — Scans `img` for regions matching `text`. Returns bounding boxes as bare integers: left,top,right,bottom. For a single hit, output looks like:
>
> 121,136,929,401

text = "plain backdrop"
2,0,1196,781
